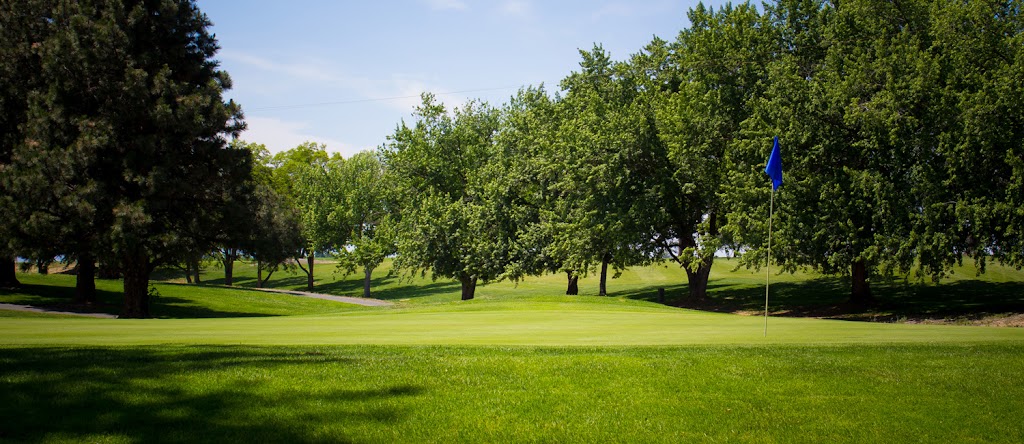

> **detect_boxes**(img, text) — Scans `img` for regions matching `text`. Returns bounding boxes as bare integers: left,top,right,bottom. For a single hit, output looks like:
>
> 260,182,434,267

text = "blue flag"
764,136,783,191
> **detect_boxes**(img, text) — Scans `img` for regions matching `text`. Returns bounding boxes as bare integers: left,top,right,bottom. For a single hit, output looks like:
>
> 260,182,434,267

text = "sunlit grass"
2,344,1022,443
2,261,1023,442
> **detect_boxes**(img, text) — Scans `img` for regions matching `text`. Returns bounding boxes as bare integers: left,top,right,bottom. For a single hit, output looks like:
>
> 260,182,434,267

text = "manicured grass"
159,258,1024,318
2,264,1022,442
2,344,1022,443
4,296,1024,346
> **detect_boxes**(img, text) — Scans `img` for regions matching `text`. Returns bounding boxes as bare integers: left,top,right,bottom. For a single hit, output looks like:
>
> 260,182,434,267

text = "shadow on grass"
0,283,123,316
617,277,1024,321
0,347,424,443
196,273,462,302
0,282,288,319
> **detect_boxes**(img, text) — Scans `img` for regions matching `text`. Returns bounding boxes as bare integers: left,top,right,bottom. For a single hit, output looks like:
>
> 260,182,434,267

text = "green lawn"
2,344,1022,443
2,264,1023,442
4,296,1024,346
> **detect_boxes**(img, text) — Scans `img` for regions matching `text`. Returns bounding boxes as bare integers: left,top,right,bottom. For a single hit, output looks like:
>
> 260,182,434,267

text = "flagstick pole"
764,189,774,337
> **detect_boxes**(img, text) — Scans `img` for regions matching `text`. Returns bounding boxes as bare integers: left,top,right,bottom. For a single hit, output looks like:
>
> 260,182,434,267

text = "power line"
247,85,546,111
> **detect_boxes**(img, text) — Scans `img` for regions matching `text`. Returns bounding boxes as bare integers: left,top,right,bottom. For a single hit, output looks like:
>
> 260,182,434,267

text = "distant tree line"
3,0,1022,317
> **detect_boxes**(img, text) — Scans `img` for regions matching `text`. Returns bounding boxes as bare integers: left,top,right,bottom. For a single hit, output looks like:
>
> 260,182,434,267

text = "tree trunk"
459,272,477,301
306,254,315,291
121,253,152,318
565,271,579,295
184,267,193,284
36,259,48,274
0,257,19,287
850,259,875,305
599,253,611,296
98,261,121,279
74,253,97,305
363,266,373,298
223,250,235,286
684,257,714,301
256,260,263,288
191,258,202,284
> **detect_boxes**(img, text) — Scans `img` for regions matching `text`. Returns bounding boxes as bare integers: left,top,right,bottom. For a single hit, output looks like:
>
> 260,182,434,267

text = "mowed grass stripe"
4,300,1024,346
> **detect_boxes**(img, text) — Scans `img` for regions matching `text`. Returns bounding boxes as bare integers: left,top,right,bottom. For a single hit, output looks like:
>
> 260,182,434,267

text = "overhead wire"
246,85,552,111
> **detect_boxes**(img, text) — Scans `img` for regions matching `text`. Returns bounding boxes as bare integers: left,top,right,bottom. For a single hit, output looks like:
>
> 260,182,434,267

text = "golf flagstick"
762,136,782,337
765,189,774,337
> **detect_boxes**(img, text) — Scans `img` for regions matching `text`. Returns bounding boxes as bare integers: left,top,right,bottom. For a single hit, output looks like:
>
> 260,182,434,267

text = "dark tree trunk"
0,257,19,288
459,272,477,301
121,253,152,318
684,257,714,301
850,259,875,305
256,260,263,288
222,249,236,286
183,267,193,284
565,271,579,295
36,259,48,274
98,262,121,279
74,253,97,305
190,258,202,284
599,253,611,296
306,254,315,291
363,266,373,298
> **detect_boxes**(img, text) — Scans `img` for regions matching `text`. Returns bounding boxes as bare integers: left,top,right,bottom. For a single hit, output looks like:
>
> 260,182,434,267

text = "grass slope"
0,273,368,318
155,257,1024,319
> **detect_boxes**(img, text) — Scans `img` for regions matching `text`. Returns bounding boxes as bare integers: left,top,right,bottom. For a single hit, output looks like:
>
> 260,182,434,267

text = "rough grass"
1,344,1022,443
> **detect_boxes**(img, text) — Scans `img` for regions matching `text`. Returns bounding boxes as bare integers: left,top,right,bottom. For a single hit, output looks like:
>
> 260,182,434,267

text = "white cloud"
590,3,639,22
221,50,451,113
500,0,532,17
423,0,467,11
240,116,362,157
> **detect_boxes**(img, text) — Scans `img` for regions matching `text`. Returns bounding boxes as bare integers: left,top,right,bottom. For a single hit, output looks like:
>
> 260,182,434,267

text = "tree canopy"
3,0,1021,310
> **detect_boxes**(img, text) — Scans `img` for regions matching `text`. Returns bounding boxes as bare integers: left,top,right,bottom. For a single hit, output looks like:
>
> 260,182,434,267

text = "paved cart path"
0,303,118,318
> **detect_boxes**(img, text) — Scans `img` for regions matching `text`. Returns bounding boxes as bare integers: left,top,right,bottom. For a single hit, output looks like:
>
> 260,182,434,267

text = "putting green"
4,299,1024,346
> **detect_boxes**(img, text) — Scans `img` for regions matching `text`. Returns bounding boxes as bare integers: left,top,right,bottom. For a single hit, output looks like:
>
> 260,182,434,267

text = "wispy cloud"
500,0,532,17
241,116,360,156
221,50,450,113
423,0,467,11
221,51,351,86
590,3,638,22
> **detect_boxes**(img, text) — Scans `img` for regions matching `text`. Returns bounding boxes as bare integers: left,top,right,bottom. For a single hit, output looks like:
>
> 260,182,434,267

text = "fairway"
4,297,1024,347
4,276,1024,443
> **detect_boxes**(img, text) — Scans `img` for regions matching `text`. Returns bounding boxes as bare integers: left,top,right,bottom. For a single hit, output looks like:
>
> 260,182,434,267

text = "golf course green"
3,262,1023,442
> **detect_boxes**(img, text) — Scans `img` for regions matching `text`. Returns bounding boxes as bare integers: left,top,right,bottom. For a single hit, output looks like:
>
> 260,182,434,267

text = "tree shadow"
0,282,303,319
364,281,462,301
617,276,1024,322
148,295,280,319
0,346,424,443
0,283,123,315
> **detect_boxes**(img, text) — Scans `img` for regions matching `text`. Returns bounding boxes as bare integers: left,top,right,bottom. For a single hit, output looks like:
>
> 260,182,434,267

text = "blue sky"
198,0,721,157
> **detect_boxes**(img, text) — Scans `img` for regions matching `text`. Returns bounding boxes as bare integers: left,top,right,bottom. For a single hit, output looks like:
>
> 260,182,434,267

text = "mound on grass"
0,274,369,318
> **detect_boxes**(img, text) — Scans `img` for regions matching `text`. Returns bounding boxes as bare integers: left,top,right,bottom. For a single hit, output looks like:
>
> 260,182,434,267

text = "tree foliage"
3,0,247,317
383,94,507,300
